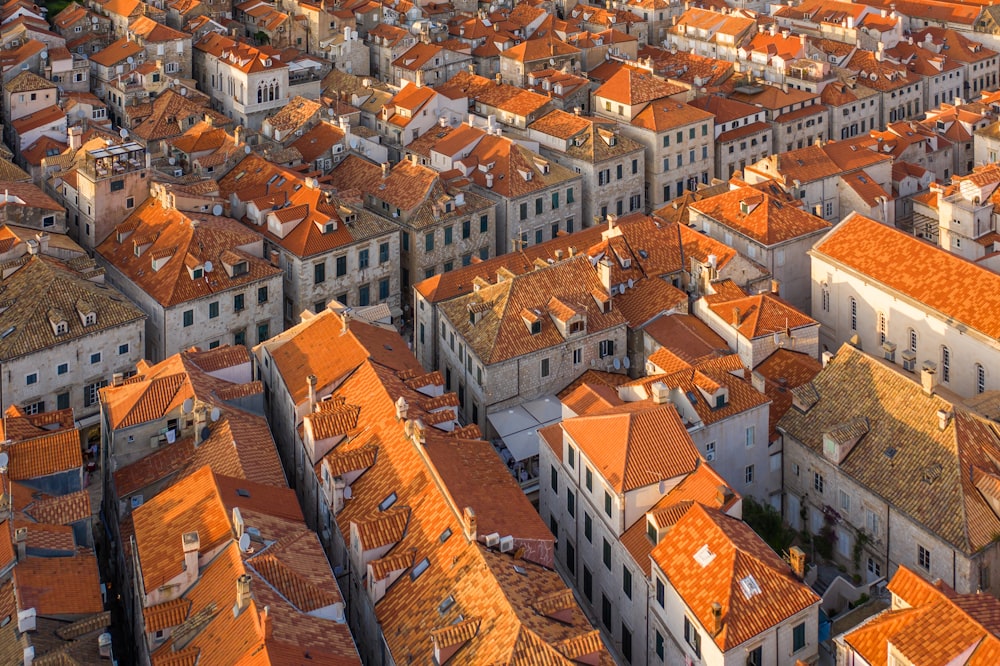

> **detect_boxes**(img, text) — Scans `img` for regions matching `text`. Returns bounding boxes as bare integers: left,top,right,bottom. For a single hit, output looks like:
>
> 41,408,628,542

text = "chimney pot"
307,374,318,411
732,307,741,327
711,601,723,636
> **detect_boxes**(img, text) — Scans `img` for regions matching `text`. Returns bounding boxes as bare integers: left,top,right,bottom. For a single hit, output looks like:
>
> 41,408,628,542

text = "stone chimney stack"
234,574,252,617
307,374,318,412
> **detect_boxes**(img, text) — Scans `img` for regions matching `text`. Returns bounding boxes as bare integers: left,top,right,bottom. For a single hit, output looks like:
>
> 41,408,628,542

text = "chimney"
921,362,937,396
789,546,806,578
651,381,669,404
597,255,613,293
771,279,780,294
35,233,49,254
710,602,723,636
25,239,38,256
260,606,272,640
233,573,252,617
269,249,279,266
182,531,200,576
14,527,26,560
495,73,501,86
573,106,581,115
415,69,425,88
307,374,318,412
554,249,564,261
234,125,242,146
822,350,833,367
751,371,765,394
937,409,953,431
607,213,617,232
67,126,82,150
463,506,477,542
381,162,390,178
715,484,733,506
732,307,741,327
395,396,409,421
112,372,124,386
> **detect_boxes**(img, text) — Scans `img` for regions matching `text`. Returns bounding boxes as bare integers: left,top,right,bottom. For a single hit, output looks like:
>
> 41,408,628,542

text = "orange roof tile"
691,186,831,245
14,553,104,616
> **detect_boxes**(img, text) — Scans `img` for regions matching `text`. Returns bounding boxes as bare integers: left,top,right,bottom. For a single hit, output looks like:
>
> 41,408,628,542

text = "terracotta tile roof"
14,553,104,616
457,133,580,199
194,32,289,75
3,69,52,93
778,344,1000,554
560,381,624,415
96,199,280,307
129,14,187,42
132,89,227,144
562,403,701,492
595,67,686,106
692,185,831,245
708,291,816,339
844,565,1000,666
144,598,191,633
651,503,820,651
438,254,626,365
840,169,892,206
912,27,997,64
631,99,715,133
89,37,143,67
621,463,738,575
6,429,80,481
500,33,580,63
753,349,821,440
10,105,65,135
643,313,730,364
813,213,1000,340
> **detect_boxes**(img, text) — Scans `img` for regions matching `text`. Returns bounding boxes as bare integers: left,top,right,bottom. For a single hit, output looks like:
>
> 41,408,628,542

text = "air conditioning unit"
901,349,916,372
499,535,514,553
483,532,500,547
173,168,183,177
881,341,896,363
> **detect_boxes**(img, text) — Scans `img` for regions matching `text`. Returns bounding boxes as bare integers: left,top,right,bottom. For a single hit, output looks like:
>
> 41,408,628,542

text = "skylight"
740,575,762,599
694,544,716,567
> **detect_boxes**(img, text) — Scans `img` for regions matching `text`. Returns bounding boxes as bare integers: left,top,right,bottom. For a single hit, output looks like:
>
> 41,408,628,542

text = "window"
656,578,665,607
632,159,638,175
567,188,574,204
918,545,931,571
379,278,389,301
57,392,69,410
684,616,701,657
126,196,134,209
909,328,917,354
566,540,575,574
621,624,632,663
850,297,857,331
183,310,193,327
57,363,68,375
977,363,987,394
480,215,489,233
550,466,558,491
84,380,108,407
583,566,592,601
425,233,434,252
573,348,582,365
358,249,370,269
866,508,881,535
585,467,593,491
941,346,950,383
868,557,882,577
110,179,124,192
25,373,37,386
601,594,611,628
599,340,614,358
535,198,543,214
209,301,219,318
839,489,851,512
552,191,559,209
745,465,754,485
814,472,824,493
402,233,409,251
410,557,430,581
706,442,715,461
258,286,268,304
520,202,528,220
566,488,575,517
792,622,806,652
567,444,576,468
234,329,246,346
234,294,245,312
359,284,370,306
379,242,390,264
584,513,592,542
603,538,611,570
604,491,612,517
746,426,755,448
746,646,762,666
622,566,632,599
90,352,101,364
655,630,664,661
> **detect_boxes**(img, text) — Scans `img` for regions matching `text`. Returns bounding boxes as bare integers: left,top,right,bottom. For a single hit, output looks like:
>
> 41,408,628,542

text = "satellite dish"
210,407,220,422
344,486,353,499
627,278,634,289
623,356,630,369
244,145,251,154
126,56,134,64
349,138,358,149
168,79,174,87
0,452,8,473
327,107,335,116
618,283,626,293
119,128,129,139
212,204,223,216
180,87,187,96
182,397,194,414
238,533,251,552
168,157,175,165
40,50,47,60
204,260,213,273
613,357,621,370
200,426,211,441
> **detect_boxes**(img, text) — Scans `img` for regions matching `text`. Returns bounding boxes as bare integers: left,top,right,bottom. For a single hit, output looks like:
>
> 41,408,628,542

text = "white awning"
487,395,562,463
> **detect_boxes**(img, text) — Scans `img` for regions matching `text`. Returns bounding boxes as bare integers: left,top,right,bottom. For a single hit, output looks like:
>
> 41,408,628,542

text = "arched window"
257,85,263,103
849,297,857,331
908,329,917,355
941,346,950,383
877,312,886,345
977,363,986,395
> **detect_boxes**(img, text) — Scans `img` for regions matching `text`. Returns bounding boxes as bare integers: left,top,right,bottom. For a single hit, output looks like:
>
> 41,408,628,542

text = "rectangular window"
604,491,612,517
684,617,701,657
599,339,614,358
747,646,763,666
839,489,851,512
379,278,389,301
358,249,370,269
541,358,549,377
745,465,754,485
444,227,453,246
583,566,592,601
57,392,69,410
520,202,528,220
603,538,611,570
585,467,593,491
632,159,638,174
257,286,268,303
57,363,68,375
584,512,592,542
183,310,193,327
746,426,755,448
90,352,101,364
866,508,881,535
379,242,390,263
918,545,931,571
573,348,582,364
793,622,806,652
621,624,632,663
25,373,37,385
257,322,269,343
622,566,632,599
234,294,245,312
480,215,489,233
567,445,576,468
314,262,326,284
359,284,370,306
552,191,559,209
535,198,543,215
550,465,558,491
565,539,575,574
234,329,246,346
601,594,611,628
110,179,124,192
209,301,219,318
566,188,574,204
84,380,108,407
402,233,409,251
616,164,623,180
656,578,665,607
655,630,664,660
566,489,575,517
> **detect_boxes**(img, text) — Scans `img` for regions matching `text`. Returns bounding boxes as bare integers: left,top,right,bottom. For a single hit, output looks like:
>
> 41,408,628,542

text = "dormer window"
323,221,336,234
530,321,541,334
569,321,584,335
232,261,248,276
191,267,203,279
83,313,96,326
56,322,68,334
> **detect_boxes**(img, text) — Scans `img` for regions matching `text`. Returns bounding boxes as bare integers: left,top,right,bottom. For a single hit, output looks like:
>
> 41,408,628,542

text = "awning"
487,395,562,462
